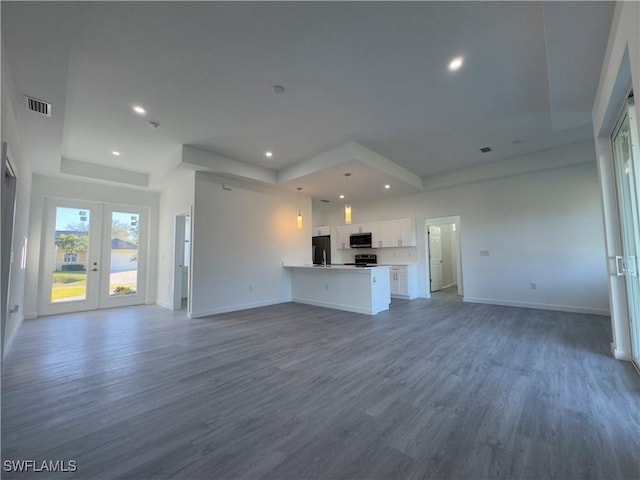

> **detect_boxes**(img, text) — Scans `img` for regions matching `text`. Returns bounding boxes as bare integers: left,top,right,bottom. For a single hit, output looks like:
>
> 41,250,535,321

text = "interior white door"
429,225,443,292
41,200,146,315
612,99,640,368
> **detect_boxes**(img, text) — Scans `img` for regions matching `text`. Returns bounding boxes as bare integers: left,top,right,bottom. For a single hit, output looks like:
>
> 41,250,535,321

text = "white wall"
2,44,33,360
591,1,640,359
317,146,609,315
191,172,310,317
25,175,159,318
155,169,194,310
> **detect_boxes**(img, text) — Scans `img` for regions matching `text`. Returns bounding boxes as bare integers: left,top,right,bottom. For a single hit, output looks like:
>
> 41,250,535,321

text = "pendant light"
344,173,352,224
296,187,303,229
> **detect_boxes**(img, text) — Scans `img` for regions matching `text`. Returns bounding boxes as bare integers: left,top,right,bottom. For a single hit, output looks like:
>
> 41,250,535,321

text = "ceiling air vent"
24,96,52,117
480,146,492,153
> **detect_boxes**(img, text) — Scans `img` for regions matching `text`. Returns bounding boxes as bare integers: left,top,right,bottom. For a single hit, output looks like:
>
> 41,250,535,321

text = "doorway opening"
2,143,17,357
173,214,191,311
425,216,463,297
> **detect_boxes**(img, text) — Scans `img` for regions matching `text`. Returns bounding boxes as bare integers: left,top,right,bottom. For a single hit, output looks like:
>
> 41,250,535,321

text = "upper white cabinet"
398,217,416,247
335,224,358,249
335,218,416,249
313,225,331,237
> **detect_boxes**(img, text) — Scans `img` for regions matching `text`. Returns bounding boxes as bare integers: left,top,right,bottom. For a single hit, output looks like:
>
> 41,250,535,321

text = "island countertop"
283,264,390,271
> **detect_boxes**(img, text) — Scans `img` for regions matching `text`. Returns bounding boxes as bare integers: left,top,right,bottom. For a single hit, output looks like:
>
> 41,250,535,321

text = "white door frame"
424,216,463,296
39,198,148,316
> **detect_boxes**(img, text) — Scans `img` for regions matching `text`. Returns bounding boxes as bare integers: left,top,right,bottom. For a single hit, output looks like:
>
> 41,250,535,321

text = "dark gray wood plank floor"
2,294,639,479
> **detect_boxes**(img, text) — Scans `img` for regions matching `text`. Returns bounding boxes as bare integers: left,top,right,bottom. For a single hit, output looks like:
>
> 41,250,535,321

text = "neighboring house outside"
54,230,89,271
110,238,138,272
54,231,138,272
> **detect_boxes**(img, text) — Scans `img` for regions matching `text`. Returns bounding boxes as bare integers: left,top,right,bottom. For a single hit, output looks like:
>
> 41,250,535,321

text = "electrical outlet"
530,282,537,290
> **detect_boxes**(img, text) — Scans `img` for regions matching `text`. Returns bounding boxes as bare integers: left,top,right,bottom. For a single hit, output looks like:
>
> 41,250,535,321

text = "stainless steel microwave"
350,232,372,248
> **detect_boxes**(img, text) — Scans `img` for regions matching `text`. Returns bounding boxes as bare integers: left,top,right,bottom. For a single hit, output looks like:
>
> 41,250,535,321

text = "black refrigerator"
312,235,331,265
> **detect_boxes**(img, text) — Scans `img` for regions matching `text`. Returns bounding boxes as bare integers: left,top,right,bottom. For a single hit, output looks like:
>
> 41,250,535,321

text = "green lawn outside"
51,271,87,301
51,271,137,301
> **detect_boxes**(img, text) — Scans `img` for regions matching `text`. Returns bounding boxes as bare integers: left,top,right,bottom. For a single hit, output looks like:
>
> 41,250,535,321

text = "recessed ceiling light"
448,56,464,72
339,194,345,199
111,151,121,156
133,105,146,115
265,151,273,158
384,184,390,189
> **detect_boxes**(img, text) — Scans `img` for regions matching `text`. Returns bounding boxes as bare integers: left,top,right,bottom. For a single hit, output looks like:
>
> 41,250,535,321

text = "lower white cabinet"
389,265,418,299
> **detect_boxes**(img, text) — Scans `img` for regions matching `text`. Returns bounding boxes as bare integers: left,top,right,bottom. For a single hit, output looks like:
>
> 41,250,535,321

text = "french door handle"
615,256,625,276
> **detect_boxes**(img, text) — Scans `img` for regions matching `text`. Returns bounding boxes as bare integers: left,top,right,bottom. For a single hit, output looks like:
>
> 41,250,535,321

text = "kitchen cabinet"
375,218,416,248
336,218,416,249
389,264,418,299
313,225,331,237
398,218,416,247
336,225,358,249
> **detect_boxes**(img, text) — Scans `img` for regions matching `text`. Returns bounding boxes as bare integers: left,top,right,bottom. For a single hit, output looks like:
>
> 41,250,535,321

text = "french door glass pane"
109,211,139,297
613,111,640,365
51,207,90,303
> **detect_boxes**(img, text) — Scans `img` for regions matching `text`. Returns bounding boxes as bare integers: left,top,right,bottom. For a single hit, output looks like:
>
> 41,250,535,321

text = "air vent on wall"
24,96,52,117
480,146,492,153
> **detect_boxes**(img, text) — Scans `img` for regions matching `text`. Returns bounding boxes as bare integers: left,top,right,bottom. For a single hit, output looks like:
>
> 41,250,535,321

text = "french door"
40,199,147,316
612,98,640,369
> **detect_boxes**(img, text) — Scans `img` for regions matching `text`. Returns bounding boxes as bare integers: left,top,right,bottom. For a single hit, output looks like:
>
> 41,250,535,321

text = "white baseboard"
191,298,290,318
463,297,610,316
610,342,632,360
156,299,174,310
2,314,24,362
291,297,380,315
24,312,38,320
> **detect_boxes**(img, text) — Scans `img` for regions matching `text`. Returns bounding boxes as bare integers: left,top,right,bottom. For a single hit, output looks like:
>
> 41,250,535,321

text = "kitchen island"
284,265,391,315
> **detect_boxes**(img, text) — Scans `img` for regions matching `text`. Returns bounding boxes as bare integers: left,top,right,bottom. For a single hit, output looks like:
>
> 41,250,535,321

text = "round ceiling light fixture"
265,151,273,158
111,151,121,156
384,184,390,189
133,105,146,115
448,56,464,72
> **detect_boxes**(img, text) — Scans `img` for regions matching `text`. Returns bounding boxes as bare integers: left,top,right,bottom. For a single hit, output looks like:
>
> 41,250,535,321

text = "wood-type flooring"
2,294,639,479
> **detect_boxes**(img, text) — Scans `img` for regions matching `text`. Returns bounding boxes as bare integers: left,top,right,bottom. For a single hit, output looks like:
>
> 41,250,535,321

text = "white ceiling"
1,1,614,202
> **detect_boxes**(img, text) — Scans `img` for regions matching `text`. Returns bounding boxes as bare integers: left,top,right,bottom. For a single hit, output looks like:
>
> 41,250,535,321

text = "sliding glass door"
612,98,640,368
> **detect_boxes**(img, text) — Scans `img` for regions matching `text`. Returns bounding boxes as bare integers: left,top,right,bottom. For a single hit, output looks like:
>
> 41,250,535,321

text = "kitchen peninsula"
284,265,391,315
